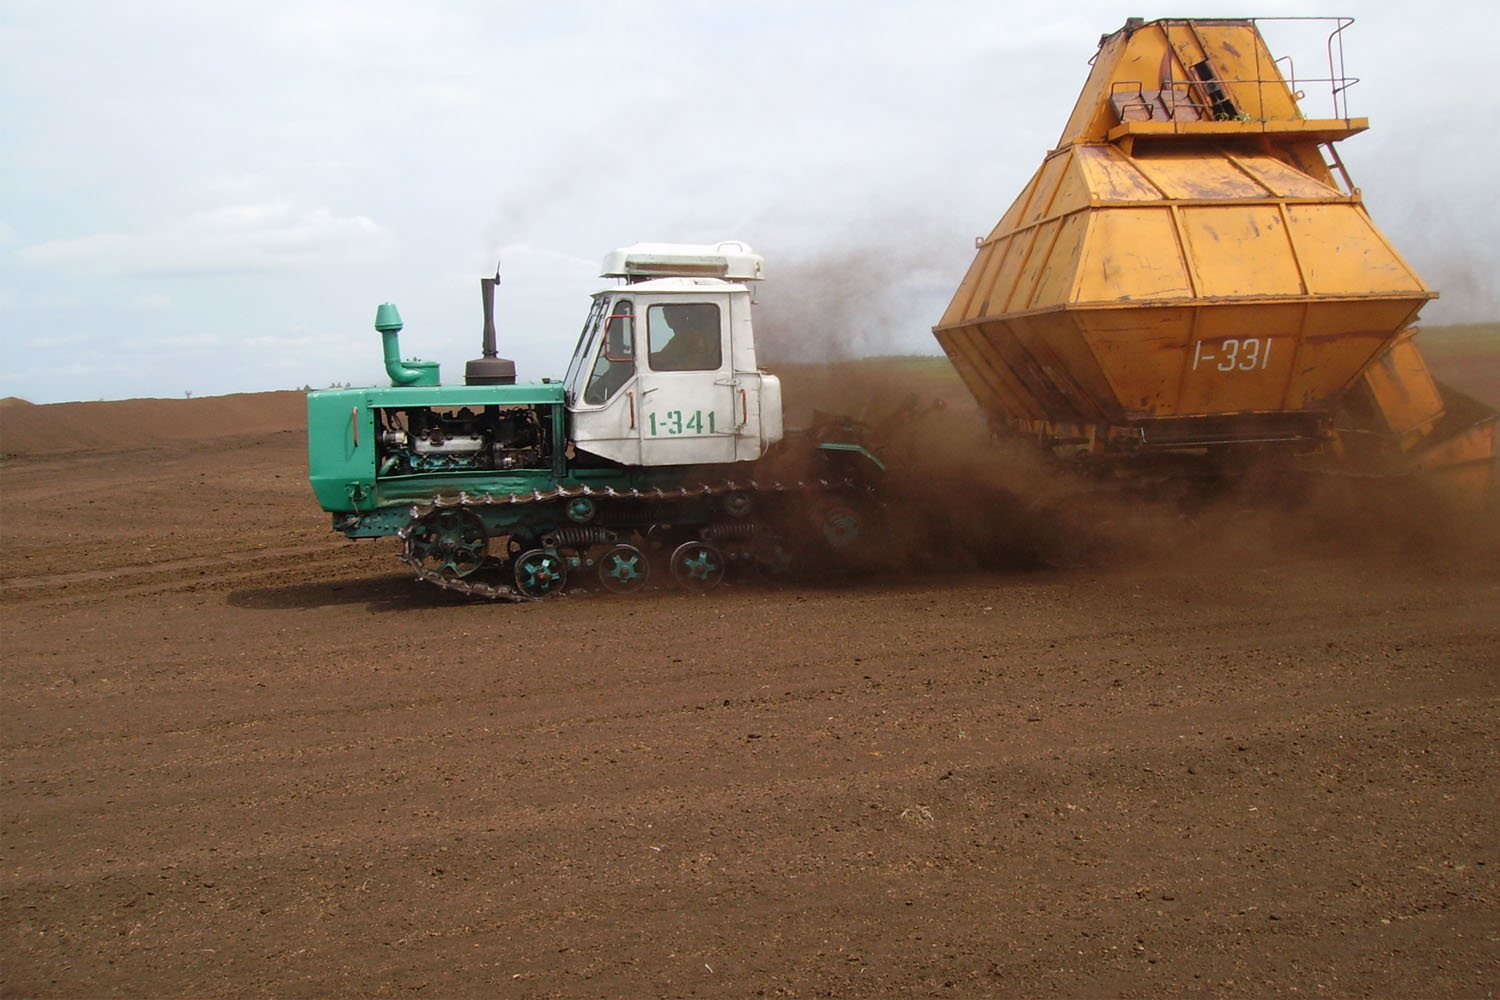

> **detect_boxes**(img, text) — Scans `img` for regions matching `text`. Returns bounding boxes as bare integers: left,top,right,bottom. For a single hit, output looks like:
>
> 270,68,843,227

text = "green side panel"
333,508,411,538
370,469,561,506
307,389,378,514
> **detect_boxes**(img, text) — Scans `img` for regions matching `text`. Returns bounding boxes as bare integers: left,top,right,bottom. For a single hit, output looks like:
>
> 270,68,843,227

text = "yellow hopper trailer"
934,16,1496,503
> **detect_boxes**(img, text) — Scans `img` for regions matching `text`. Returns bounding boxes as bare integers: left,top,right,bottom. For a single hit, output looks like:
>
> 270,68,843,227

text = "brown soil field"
2,348,1498,998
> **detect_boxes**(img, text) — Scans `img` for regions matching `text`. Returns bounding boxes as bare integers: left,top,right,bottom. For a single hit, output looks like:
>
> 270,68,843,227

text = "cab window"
648,302,721,372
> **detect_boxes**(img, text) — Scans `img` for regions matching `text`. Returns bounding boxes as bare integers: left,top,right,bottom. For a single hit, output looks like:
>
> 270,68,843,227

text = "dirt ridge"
0,390,307,457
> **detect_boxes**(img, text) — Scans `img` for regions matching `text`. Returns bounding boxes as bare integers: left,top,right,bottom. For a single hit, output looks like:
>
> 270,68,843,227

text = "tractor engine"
375,405,549,476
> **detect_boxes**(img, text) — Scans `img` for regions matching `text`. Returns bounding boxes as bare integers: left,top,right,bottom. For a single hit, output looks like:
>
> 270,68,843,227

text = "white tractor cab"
563,242,783,468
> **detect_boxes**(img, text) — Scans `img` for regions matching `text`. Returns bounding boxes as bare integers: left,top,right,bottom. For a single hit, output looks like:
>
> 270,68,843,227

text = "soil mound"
0,390,307,457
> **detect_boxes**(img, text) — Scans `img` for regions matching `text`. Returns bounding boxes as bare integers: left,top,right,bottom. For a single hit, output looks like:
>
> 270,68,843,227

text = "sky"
2,0,1497,404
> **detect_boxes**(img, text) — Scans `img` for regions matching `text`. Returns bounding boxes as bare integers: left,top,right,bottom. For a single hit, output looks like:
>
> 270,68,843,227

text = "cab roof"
600,241,765,282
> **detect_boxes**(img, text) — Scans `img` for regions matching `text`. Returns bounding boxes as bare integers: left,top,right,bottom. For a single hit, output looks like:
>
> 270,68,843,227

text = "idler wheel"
597,543,650,594
513,548,568,599
565,496,597,523
669,540,726,592
723,491,753,518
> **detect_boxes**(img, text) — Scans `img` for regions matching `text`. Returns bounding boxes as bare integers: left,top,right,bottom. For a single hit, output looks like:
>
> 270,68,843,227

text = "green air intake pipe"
374,302,440,386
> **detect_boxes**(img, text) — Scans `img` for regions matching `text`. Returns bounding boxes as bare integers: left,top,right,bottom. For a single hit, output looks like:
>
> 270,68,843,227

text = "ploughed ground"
1,360,1497,998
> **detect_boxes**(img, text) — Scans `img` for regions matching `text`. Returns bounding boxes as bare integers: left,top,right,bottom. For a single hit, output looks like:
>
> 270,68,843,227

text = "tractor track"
0,544,368,604
392,477,868,600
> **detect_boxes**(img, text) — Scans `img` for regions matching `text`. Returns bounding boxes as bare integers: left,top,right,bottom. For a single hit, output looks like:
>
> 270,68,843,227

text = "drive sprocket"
402,507,489,579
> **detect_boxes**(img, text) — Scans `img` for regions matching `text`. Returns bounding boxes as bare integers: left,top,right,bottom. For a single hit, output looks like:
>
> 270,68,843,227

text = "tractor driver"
651,303,722,371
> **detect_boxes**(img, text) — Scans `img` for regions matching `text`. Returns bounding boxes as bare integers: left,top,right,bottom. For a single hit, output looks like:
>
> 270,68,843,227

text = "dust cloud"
747,215,969,366
774,361,1500,582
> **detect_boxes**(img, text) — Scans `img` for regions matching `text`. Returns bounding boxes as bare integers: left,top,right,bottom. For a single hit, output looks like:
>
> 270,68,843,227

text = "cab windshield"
564,295,610,405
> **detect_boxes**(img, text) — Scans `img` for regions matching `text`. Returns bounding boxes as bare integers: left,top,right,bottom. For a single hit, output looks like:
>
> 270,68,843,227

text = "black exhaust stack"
465,267,517,385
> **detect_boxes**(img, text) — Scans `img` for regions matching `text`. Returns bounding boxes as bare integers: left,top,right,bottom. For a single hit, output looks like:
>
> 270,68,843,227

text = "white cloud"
197,172,273,199
15,201,398,277
245,329,364,354
22,333,88,351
